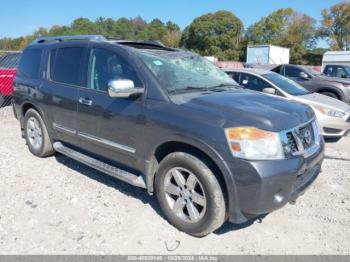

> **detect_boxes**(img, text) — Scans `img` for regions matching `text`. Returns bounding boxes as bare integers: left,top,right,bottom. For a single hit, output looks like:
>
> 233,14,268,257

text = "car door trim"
77,132,136,154
53,123,77,135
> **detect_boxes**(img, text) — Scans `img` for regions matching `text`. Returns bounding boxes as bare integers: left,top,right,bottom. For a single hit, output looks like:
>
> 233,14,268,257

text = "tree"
246,8,294,45
70,18,97,35
319,1,350,50
180,10,244,60
246,8,317,64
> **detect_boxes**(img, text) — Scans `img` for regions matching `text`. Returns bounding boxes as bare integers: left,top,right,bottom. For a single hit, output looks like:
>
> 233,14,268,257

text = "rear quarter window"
17,49,42,79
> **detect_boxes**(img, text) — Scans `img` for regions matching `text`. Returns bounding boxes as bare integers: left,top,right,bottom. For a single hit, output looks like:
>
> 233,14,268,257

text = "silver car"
225,68,350,140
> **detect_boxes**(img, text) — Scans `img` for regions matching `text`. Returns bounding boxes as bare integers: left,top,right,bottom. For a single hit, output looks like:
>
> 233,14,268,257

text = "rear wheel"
155,152,226,237
24,109,55,157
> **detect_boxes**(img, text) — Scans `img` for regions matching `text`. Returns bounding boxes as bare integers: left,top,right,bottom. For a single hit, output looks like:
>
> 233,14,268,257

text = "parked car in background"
271,64,350,103
225,68,350,141
0,52,21,105
322,51,350,71
323,64,350,79
13,35,324,236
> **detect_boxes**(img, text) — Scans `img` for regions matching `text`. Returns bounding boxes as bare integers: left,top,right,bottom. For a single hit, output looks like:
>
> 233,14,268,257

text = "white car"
225,68,350,141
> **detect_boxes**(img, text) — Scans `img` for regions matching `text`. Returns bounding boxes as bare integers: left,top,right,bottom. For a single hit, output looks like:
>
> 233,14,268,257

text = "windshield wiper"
168,84,239,94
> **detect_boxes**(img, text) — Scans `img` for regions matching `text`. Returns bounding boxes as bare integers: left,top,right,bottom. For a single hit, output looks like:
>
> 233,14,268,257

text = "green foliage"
246,8,317,64
0,3,347,65
180,11,244,60
0,16,181,50
319,1,350,50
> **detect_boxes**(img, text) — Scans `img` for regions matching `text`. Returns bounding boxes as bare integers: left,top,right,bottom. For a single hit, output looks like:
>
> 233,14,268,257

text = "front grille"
299,123,315,150
281,120,319,157
286,132,298,154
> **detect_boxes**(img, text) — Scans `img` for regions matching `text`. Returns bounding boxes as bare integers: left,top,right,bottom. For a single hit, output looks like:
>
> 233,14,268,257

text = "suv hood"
296,93,350,112
172,89,314,132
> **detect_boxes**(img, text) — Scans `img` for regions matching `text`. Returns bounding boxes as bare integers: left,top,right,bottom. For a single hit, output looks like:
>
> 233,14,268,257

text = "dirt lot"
0,107,350,255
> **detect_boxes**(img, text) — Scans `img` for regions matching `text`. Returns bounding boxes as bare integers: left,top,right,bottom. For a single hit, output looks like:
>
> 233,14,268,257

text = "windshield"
138,50,238,94
344,66,350,75
263,73,310,96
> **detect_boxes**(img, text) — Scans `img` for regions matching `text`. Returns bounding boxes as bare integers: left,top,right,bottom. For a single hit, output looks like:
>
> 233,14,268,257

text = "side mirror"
299,72,309,80
107,79,143,98
262,87,276,95
341,74,349,79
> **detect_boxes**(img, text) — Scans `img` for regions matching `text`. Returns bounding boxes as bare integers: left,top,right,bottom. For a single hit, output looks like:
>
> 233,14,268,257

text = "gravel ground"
0,106,350,255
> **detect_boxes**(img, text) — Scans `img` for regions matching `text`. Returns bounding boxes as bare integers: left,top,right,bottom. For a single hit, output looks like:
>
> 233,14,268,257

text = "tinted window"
325,66,349,78
17,49,42,79
227,71,240,83
87,48,142,91
271,66,282,74
0,53,21,69
284,66,303,77
240,73,270,92
50,47,85,86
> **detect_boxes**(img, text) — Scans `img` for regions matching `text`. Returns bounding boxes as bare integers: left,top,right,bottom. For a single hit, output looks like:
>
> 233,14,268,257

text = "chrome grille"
280,119,320,158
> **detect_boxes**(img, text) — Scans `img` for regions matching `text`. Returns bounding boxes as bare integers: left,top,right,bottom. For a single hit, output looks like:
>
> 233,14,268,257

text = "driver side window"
87,48,142,92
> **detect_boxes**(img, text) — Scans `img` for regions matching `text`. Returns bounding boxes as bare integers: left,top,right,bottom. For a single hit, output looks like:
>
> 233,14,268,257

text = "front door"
76,45,145,168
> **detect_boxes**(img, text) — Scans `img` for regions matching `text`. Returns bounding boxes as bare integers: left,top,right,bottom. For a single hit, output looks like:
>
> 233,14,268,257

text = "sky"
0,0,345,46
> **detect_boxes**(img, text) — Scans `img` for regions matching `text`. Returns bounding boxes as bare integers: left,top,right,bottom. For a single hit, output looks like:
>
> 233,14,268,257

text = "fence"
0,50,21,108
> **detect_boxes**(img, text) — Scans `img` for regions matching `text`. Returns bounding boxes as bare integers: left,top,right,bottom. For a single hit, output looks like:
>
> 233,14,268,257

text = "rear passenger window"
50,47,85,86
17,49,42,79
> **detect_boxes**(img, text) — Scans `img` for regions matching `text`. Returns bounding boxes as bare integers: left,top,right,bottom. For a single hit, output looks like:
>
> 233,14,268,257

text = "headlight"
314,106,345,118
225,127,284,160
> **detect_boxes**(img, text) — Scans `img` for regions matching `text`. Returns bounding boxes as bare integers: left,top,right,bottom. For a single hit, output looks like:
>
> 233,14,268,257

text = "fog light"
274,191,284,204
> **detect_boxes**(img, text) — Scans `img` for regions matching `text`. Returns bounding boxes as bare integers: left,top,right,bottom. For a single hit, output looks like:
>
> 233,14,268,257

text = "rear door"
76,44,145,167
44,43,88,145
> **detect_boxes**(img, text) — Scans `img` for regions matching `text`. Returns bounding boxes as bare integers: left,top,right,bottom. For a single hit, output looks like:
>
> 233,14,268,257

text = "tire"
24,109,55,157
320,91,339,100
155,152,226,237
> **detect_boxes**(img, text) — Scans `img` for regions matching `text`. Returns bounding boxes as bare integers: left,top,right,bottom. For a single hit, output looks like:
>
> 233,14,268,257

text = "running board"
53,142,146,188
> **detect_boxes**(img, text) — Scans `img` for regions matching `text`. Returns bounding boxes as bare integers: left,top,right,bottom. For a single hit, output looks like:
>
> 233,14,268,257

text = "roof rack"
109,40,174,50
31,35,107,44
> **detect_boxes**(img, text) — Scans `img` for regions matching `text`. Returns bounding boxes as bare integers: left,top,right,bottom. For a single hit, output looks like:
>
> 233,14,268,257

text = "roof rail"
31,35,107,44
109,40,174,50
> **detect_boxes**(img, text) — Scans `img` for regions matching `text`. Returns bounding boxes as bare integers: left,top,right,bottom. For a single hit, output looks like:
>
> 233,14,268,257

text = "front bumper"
225,139,324,222
317,111,350,137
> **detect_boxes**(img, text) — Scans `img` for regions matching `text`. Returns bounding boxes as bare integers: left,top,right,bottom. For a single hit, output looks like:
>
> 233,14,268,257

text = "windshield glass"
344,66,350,75
138,50,238,93
263,73,310,96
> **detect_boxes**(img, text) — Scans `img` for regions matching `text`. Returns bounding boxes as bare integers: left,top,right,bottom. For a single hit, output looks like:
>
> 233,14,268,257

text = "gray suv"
13,35,324,236
271,64,350,103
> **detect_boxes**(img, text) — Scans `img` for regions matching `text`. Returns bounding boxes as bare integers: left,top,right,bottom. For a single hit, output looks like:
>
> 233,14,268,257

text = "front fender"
144,134,247,223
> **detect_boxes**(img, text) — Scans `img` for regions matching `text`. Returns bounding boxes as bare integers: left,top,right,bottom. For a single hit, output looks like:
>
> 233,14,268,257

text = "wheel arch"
144,137,244,223
315,86,345,101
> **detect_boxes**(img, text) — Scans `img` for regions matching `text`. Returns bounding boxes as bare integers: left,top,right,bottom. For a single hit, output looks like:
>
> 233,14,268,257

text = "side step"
53,142,146,188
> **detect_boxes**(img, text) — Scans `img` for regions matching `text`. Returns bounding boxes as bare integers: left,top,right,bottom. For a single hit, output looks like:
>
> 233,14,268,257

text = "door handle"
78,98,93,106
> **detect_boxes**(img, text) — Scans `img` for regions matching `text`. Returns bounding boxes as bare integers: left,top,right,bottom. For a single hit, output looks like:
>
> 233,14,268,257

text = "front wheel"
155,152,226,237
